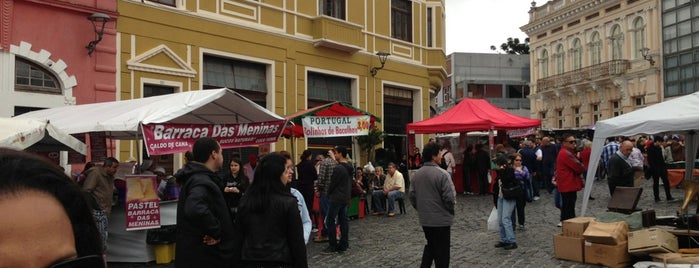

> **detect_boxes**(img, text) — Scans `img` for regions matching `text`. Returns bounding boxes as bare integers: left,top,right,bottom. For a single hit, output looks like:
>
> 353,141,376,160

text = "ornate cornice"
521,0,619,35
1,0,12,51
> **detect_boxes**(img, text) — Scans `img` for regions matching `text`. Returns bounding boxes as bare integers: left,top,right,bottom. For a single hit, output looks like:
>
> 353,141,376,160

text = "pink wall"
7,0,118,104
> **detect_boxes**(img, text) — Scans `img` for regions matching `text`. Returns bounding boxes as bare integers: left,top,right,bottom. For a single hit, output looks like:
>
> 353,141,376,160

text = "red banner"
142,121,286,156
125,175,160,231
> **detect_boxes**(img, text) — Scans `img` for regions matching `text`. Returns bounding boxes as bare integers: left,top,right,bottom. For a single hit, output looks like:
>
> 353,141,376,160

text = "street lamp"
86,13,111,57
639,47,655,66
370,50,391,77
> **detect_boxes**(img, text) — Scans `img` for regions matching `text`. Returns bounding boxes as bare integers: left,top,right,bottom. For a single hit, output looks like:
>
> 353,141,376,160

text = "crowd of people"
4,131,690,267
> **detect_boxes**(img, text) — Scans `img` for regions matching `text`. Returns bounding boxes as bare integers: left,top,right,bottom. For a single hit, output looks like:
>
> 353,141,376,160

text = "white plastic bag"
487,172,493,184
364,161,375,173
487,207,499,231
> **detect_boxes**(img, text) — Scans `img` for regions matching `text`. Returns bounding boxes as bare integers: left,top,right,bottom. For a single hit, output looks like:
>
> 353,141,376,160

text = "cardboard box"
553,233,585,263
584,241,631,268
583,220,629,245
562,217,596,238
628,228,678,255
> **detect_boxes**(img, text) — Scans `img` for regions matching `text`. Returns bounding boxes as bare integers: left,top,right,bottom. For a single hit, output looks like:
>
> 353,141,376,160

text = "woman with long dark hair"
223,157,249,220
233,153,308,267
296,149,317,218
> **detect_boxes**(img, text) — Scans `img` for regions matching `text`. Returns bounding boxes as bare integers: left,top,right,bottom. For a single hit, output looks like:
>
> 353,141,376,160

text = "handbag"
501,181,523,200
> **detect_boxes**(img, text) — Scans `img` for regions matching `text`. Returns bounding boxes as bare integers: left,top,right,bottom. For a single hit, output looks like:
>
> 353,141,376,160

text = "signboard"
508,127,538,138
141,121,286,156
301,116,370,138
125,175,160,231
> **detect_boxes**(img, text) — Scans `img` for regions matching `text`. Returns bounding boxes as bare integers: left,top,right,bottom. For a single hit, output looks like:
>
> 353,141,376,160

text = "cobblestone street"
110,177,685,267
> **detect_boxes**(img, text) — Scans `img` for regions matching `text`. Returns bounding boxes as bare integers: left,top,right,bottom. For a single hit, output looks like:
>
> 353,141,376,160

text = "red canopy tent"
406,98,541,134
283,102,380,138
406,98,541,195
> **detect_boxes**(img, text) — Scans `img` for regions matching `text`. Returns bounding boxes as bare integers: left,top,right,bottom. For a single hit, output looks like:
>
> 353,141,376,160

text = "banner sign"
142,120,286,155
301,116,370,138
125,175,160,231
507,127,538,138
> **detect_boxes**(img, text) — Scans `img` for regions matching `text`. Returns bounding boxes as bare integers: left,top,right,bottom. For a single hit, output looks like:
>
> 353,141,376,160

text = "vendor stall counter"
107,200,177,263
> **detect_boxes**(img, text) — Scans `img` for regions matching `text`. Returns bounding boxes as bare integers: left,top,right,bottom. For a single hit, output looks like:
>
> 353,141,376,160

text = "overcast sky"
445,0,545,54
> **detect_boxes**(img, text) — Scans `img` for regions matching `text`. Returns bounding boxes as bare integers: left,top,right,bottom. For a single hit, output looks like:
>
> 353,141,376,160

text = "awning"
0,118,87,154
283,102,381,138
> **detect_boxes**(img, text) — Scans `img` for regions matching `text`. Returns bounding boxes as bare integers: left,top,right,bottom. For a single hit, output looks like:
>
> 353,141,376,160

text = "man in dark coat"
474,143,491,195
607,140,634,195
647,136,676,202
323,146,353,254
175,138,235,267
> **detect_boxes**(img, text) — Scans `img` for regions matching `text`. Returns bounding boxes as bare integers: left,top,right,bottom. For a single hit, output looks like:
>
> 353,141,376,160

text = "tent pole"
136,123,142,175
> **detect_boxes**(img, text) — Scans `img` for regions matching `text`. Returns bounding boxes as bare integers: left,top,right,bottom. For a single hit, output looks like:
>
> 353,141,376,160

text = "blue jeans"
325,201,349,250
373,190,404,213
497,197,516,244
319,193,330,237
92,209,108,253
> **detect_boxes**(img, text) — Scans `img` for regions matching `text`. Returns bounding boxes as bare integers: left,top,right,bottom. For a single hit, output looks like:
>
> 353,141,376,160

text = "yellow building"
116,0,446,168
521,0,662,130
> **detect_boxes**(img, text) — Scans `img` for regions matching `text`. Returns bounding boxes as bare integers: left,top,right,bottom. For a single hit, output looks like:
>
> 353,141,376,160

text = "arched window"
590,31,601,65
610,24,623,60
633,17,646,59
14,58,61,94
572,38,583,70
555,44,565,74
539,49,549,78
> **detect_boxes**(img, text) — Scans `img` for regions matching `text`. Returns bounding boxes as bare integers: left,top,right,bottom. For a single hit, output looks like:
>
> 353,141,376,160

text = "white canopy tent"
16,88,286,263
16,88,284,140
582,91,699,216
0,118,86,154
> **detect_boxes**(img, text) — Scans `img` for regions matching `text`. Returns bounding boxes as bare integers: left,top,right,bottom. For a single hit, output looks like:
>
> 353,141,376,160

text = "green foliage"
356,128,385,163
494,37,530,55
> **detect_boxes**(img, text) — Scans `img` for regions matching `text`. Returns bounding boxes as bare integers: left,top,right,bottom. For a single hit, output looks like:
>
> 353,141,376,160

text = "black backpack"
439,151,449,170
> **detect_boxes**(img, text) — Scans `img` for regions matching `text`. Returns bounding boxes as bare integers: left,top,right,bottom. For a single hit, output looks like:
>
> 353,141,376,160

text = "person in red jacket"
556,134,586,222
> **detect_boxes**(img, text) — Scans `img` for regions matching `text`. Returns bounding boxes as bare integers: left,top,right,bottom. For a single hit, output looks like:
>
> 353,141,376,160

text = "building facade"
522,0,662,130
441,52,530,117
117,0,447,165
662,0,699,97
1,0,117,166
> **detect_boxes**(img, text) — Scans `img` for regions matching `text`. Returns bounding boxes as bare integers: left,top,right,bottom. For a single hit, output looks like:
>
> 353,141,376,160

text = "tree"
493,37,530,55
355,128,385,163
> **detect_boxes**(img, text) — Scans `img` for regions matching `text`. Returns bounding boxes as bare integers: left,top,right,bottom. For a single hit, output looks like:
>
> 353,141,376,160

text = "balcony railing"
311,16,364,53
536,60,630,92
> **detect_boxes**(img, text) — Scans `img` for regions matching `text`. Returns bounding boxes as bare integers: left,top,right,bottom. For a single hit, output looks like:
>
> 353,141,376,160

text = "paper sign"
125,175,160,231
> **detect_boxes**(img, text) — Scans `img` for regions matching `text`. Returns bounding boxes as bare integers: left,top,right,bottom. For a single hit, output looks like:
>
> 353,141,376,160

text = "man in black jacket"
474,143,491,195
175,138,235,267
323,145,353,254
607,140,634,195
647,136,676,202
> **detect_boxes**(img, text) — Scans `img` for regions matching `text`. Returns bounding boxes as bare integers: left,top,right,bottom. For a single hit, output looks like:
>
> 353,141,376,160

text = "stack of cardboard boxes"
553,217,679,267
554,217,594,263
582,221,632,267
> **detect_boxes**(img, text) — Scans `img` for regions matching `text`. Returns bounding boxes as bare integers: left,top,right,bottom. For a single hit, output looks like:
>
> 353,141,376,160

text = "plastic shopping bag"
487,207,498,231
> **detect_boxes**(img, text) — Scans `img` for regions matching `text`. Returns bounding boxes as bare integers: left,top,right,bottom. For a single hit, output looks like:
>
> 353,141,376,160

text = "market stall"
406,98,541,192
17,88,286,263
582,91,699,216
